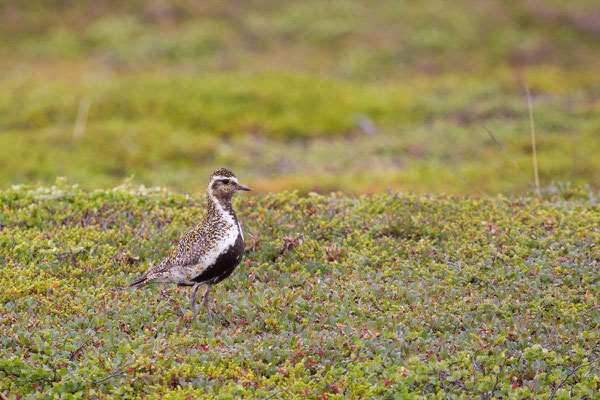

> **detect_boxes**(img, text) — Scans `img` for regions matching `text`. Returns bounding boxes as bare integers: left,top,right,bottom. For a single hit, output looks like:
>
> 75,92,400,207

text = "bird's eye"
222,179,230,184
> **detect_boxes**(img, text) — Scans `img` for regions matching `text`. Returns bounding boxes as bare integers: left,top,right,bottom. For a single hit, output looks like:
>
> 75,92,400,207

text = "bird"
129,168,250,325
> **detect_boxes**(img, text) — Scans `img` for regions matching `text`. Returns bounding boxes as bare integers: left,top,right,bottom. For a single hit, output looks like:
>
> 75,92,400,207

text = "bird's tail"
128,274,150,288
129,260,166,288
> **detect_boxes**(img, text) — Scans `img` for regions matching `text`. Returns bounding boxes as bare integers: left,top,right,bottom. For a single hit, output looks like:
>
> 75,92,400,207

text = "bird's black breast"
193,233,244,285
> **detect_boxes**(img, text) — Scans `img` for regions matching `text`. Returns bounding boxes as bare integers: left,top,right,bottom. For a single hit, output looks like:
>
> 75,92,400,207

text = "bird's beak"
236,183,251,192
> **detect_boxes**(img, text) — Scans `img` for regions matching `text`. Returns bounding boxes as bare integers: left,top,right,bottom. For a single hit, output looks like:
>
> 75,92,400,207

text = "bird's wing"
129,226,207,286
166,228,208,268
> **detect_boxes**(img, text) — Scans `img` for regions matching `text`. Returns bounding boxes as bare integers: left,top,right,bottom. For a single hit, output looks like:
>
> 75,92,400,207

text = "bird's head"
207,168,251,201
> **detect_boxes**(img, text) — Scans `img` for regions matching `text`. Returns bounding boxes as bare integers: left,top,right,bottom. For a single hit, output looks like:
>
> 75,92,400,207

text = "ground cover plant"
1,0,600,195
1,182,599,398
2,69,600,196
2,0,600,398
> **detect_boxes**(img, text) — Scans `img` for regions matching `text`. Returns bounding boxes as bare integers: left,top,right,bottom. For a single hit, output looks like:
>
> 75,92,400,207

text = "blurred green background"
1,0,599,195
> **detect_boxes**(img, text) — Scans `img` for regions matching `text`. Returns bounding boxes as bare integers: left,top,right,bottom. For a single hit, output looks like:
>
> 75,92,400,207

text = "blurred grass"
1,0,600,194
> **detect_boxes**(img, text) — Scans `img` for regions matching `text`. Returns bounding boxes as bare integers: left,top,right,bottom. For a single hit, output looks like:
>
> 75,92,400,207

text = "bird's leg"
190,283,202,326
203,285,212,325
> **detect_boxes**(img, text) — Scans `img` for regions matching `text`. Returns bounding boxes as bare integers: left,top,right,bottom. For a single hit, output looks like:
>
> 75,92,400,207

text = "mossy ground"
1,183,599,398
2,1,600,398
1,0,600,195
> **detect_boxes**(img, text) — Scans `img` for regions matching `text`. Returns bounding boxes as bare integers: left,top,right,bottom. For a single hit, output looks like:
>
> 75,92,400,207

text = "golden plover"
129,168,250,325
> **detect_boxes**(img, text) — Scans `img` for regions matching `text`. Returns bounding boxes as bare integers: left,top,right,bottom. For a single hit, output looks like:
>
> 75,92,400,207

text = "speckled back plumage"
129,168,246,288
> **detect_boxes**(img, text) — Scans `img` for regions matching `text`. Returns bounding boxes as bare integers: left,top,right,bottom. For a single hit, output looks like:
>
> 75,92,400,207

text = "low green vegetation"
2,1,600,398
3,0,600,77
1,0,600,195
2,69,600,195
1,183,599,398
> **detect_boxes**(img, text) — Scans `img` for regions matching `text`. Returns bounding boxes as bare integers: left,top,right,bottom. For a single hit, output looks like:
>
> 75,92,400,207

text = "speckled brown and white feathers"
129,168,249,288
